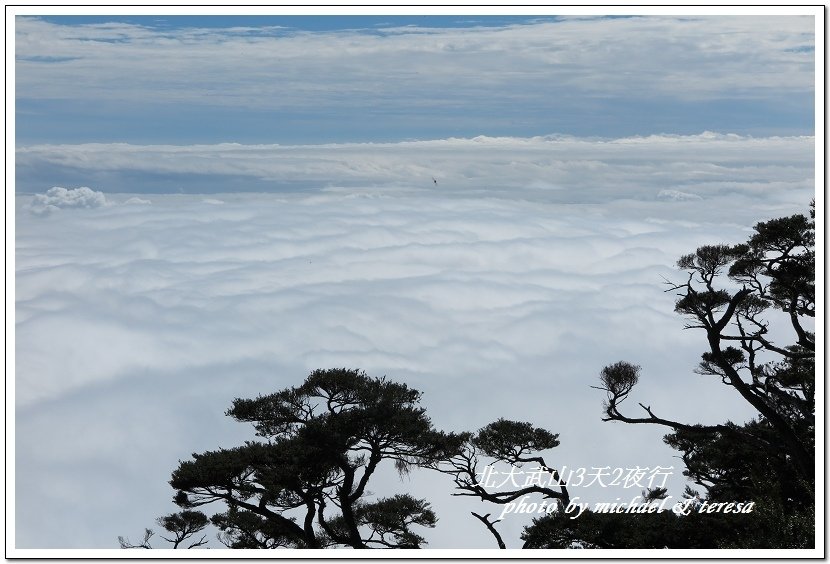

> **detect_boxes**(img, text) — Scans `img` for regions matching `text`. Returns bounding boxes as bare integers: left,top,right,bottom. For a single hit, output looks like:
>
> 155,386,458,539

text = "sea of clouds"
13,133,816,549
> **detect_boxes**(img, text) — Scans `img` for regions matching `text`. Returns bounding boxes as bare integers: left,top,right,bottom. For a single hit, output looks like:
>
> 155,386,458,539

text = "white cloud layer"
14,177,814,548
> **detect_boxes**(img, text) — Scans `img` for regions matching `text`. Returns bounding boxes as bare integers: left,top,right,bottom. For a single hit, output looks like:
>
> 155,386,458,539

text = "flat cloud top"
16,133,815,201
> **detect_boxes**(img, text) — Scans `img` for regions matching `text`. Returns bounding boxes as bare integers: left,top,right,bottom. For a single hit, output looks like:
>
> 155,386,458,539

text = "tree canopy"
524,204,815,548
166,368,470,548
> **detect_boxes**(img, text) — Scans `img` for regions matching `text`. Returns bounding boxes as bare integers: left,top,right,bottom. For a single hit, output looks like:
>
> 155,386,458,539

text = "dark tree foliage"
119,510,209,549
522,491,813,550
525,205,816,549
522,493,812,550
434,418,570,548
123,369,569,549
149,368,466,549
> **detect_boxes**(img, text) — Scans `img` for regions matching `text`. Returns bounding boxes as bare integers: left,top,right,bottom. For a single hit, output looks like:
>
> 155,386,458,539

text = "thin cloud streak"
16,133,815,205
16,16,813,106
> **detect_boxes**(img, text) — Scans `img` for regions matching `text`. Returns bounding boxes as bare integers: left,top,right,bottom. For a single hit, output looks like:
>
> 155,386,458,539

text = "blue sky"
15,14,816,150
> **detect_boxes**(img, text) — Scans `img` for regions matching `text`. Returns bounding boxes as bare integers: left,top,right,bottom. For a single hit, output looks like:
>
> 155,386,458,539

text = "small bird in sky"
432,177,438,186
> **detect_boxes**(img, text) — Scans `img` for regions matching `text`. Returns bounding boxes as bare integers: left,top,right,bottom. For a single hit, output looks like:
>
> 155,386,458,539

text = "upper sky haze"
15,14,815,148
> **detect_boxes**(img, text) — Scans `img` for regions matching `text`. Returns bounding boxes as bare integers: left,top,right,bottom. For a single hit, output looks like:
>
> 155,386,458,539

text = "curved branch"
471,513,506,549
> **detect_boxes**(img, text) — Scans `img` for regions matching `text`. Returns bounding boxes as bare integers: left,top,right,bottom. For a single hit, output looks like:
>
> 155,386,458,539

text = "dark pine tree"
523,204,816,549
123,368,467,548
